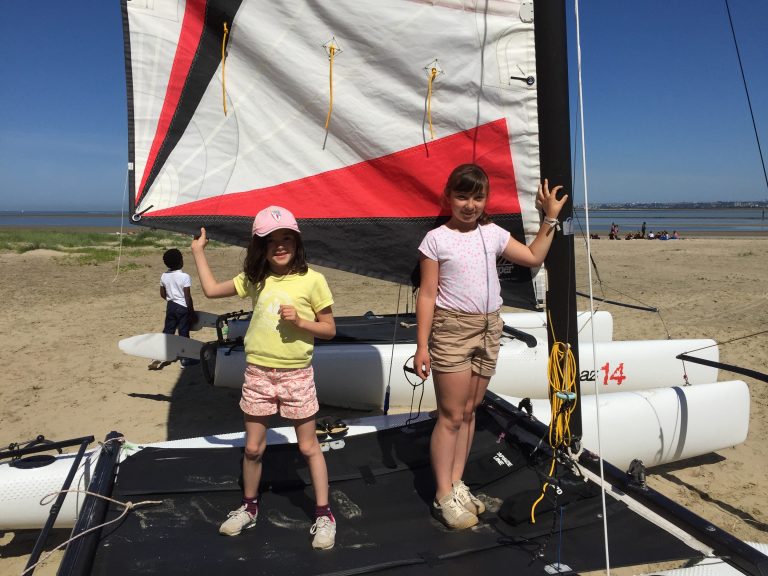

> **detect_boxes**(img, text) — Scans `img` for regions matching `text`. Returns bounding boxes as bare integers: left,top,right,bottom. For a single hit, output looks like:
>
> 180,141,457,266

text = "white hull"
0,449,102,531
499,380,750,470
209,310,719,410
215,336,720,410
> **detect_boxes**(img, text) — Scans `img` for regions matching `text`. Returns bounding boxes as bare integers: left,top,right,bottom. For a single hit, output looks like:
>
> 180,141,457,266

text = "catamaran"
2,1,764,575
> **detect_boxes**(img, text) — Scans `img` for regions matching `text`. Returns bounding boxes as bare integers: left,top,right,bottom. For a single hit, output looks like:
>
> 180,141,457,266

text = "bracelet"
543,216,561,231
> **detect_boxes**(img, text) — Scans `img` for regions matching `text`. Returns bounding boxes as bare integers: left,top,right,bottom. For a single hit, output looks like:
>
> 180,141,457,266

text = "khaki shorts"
429,308,503,377
240,364,319,420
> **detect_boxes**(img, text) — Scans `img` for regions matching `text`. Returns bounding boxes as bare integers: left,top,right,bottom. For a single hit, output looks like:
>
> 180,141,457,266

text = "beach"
1,235,766,573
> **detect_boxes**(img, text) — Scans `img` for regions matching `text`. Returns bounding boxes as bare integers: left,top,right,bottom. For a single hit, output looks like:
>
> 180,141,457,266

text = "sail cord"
325,46,336,130
572,1,612,572
21,489,162,576
426,67,438,140
724,0,768,194
112,166,130,283
222,22,229,116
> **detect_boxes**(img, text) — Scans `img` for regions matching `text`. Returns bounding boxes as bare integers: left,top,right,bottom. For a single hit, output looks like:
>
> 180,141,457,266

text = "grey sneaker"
453,480,486,515
310,515,336,550
219,504,257,536
432,492,478,529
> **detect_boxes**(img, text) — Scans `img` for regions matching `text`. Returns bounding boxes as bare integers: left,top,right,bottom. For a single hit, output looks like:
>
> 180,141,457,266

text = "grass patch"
0,229,191,254
0,228,231,269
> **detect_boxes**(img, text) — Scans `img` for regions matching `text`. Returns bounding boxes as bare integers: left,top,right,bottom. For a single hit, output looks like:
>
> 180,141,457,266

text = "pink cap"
252,206,301,237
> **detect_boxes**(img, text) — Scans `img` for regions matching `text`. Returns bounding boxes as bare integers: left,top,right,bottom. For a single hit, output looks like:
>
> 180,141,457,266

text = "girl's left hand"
537,179,567,219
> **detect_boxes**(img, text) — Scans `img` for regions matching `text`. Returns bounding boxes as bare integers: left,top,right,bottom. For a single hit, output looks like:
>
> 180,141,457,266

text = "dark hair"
443,163,492,225
162,248,183,270
243,230,308,287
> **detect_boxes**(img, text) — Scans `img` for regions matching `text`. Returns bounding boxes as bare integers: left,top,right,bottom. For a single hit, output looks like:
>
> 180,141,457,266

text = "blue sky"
0,1,766,211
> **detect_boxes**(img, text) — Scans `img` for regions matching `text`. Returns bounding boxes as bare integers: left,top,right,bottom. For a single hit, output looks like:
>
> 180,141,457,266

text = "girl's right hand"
413,346,431,380
191,227,208,253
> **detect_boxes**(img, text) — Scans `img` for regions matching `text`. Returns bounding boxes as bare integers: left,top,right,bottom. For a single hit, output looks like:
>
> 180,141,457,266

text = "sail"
121,0,544,309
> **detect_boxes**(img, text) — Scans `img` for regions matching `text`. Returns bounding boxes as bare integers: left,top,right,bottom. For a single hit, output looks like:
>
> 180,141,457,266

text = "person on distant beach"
641,221,646,237
191,206,338,549
148,248,198,370
413,164,567,530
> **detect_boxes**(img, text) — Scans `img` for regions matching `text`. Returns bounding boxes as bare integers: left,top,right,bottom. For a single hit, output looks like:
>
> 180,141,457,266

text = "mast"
534,0,582,438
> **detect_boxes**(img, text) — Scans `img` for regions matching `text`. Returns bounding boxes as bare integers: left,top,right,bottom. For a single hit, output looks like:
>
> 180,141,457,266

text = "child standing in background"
148,248,197,370
414,164,567,530
191,205,338,549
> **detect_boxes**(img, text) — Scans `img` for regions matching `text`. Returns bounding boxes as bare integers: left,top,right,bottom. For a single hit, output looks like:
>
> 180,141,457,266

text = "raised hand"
536,179,567,219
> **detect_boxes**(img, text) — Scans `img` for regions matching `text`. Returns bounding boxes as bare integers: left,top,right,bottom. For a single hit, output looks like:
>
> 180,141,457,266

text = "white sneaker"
219,504,257,536
432,493,478,529
453,480,486,515
310,515,336,550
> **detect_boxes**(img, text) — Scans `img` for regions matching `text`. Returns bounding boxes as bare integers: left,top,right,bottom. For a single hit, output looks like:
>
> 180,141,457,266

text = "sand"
1,236,766,574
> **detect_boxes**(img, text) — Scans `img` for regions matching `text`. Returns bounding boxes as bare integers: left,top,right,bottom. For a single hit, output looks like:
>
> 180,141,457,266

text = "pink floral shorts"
240,364,319,420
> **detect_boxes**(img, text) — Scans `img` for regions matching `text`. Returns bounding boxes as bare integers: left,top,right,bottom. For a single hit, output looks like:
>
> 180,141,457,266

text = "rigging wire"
112,166,130,283
677,328,768,384
724,0,768,195
572,1,613,573
685,328,768,353
568,72,668,326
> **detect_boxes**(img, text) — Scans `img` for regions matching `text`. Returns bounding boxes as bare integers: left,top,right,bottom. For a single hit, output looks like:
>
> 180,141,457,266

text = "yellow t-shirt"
233,268,334,368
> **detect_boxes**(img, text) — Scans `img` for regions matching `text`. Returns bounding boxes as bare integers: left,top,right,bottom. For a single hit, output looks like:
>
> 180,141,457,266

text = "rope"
426,67,437,140
572,1,613,572
112,166,130,283
325,46,336,130
724,0,768,194
530,313,577,523
21,489,162,576
222,22,229,116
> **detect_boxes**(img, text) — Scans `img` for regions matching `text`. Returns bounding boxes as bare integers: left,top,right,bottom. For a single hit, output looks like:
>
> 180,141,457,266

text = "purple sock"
242,496,259,515
315,504,334,522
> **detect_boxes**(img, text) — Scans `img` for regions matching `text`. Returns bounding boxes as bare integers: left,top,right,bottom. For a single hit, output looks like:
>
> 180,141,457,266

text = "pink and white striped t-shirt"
418,223,511,314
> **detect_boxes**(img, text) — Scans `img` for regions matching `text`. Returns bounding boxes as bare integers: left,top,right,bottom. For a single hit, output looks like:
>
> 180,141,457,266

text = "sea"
0,208,766,234
572,207,767,235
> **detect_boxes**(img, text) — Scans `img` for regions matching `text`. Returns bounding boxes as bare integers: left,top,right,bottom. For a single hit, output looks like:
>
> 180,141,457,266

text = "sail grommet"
131,205,154,222
510,74,535,86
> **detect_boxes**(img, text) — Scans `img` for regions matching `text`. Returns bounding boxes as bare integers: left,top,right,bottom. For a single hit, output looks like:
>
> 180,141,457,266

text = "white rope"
573,1,612,574
112,165,130,283
20,488,162,576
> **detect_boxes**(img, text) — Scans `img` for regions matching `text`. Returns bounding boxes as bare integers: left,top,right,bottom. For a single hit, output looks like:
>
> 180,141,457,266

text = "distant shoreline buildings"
575,201,766,210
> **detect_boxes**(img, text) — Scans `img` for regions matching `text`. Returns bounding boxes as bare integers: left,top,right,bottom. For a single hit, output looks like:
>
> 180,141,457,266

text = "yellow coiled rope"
221,22,229,116
426,67,438,139
530,311,578,523
325,45,336,130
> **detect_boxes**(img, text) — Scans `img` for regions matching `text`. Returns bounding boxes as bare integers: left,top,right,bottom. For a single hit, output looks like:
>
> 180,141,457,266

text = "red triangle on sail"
149,119,521,219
